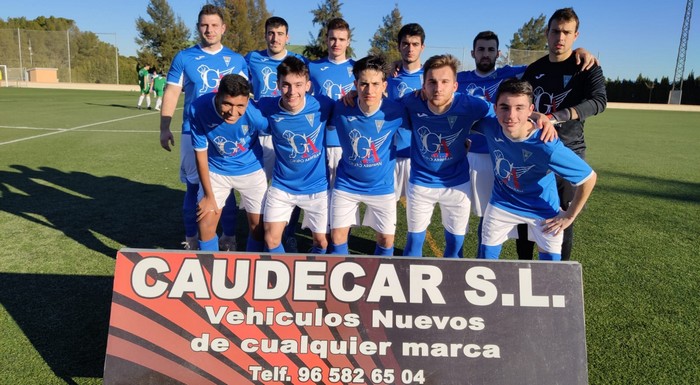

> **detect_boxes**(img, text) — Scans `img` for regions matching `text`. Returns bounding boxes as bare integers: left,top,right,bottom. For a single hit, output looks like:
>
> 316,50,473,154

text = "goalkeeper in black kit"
518,7,607,261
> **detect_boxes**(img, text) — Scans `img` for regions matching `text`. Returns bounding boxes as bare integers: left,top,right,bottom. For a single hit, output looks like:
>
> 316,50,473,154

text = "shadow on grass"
0,272,113,383
595,169,700,204
0,165,185,256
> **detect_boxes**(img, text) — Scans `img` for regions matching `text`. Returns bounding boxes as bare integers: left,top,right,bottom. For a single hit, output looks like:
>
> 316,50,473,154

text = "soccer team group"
155,5,607,261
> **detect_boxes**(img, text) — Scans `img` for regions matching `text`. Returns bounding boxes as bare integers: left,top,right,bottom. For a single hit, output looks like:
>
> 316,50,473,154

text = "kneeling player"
328,56,408,256
189,74,268,252
475,79,597,260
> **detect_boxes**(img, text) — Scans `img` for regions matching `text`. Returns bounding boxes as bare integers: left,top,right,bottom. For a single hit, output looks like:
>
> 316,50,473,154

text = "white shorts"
468,152,494,217
394,157,411,201
180,133,199,184
331,189,396,234
259,134,275,182
198,168,267,214
406,181,472,234
326,146,342,189
264,186,329,234
481,204,562,254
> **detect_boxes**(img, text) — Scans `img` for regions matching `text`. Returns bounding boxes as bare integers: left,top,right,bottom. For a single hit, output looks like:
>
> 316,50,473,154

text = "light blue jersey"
403,92,493,187
189,93,267,176
457,65,526,153
245,50,306,100
387,67,423,158
257,95,333,194
329,98,408,195
166,44,248,135
308,58,355,147
476,117,594,219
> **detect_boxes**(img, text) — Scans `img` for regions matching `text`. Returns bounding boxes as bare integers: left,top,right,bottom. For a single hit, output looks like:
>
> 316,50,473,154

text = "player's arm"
572,47,599,71
569,66,607,121
543,171,597,235
194,148,219,221
159,84,182,151
530,112,558,142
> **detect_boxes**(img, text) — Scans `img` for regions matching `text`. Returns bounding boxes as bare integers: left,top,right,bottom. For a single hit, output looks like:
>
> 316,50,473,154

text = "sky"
3,0,699,82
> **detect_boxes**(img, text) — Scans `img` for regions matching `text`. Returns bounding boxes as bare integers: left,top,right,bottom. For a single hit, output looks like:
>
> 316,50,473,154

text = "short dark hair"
218,74,251,98
548,7,579,31
496,78,533,104
198,4,225,24
265,16,288,33
326,18,350,36
277,56,309,80
473,30,499,50
397,23,425,45
353,55,390,81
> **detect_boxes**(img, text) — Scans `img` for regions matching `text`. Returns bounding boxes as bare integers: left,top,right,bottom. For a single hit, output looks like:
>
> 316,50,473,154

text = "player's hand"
532,113,558,142
196,196,220,222
342,90,357,107
391,60,402,77
464,138,472,152
573,48,600,71
160,129,175,151
543,210,575,236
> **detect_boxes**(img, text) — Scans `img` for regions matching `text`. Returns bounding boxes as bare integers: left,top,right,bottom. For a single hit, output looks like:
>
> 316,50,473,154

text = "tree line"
1,1,698,105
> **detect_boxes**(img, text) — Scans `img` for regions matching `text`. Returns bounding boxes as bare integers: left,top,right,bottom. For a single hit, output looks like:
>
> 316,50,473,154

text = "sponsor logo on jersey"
533,87,572,115
197,65,236,94
416,126,463,160
259,66,279,96
494,137,504,143
322,80,353,99
320,66,330,71
194,56,206,61
348,129,390,165
493,150,534,192
417,112,429,118
282,125,321,159
395,82,417,98
535,74,545,79
347,116,358,122
213,136,247,157
274,117,285,122
465,81,501,102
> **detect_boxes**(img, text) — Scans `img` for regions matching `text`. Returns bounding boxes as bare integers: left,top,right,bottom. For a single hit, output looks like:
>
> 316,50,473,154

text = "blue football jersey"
457,65,526,153
403,92,493,187
329,98,408,195
245,50,306,100
189,93,267,176
166,44,248,135
387,67,423,158
257,94,334,194
308,58,355,147
476,117,594,219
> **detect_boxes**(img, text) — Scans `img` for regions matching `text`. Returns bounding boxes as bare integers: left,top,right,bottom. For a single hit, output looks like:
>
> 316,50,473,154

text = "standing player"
159,4,248,250
329,56,408,256
518,7,607,261
136,64,152,110
151,71,166,111
387,23,425,201
308,17,355,189
189,74,268,251
257,56,333,254
245,16,307,252
475,79,597,260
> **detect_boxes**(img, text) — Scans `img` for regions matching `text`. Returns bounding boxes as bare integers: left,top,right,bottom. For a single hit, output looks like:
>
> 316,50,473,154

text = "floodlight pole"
669,0,693,104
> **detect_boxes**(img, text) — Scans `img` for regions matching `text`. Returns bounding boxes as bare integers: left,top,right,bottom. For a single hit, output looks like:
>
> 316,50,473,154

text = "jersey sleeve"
572,65,607,121
166,51,186,87
548,142,594,185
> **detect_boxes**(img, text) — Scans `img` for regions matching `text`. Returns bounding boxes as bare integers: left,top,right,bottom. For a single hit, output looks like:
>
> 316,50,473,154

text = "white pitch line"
0,112,159,146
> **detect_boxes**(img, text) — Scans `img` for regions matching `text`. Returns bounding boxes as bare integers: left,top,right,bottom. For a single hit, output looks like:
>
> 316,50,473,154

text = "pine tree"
212,0,270,54
509,14,547,50
303,0,353,60
135,0,191,72
368,4,402,64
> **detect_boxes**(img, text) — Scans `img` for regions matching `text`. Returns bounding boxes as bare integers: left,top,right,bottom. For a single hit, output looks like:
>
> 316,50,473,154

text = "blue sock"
374,244,394,256
220,193,238,237
476,217,485,258
245,235,263,252
538,251,561,261
480,244,502,259
443,230,464,258
267,243,285,253
183,182,199,237
198,235,219,251
404,231,426,257
310,245,327,254
331,242,349,255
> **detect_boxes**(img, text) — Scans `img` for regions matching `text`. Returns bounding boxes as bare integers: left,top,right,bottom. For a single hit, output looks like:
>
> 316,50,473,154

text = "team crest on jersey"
305,114,315,127
493,150,534,192
348,129,390,165
447,116,458,129
375,120,385,133
416,126,463,160
563,75,572,88
522,149,532,161
197,65,235,94
323,80,354,99
533,86,572,115
241,125,249,136
223,56,231,67
282,125,321,160
213,136,247,156
465,81,501,102
347,67,354,77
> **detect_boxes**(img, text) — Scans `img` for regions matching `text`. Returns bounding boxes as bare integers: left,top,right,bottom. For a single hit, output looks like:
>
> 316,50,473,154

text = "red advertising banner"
104,249,588,385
